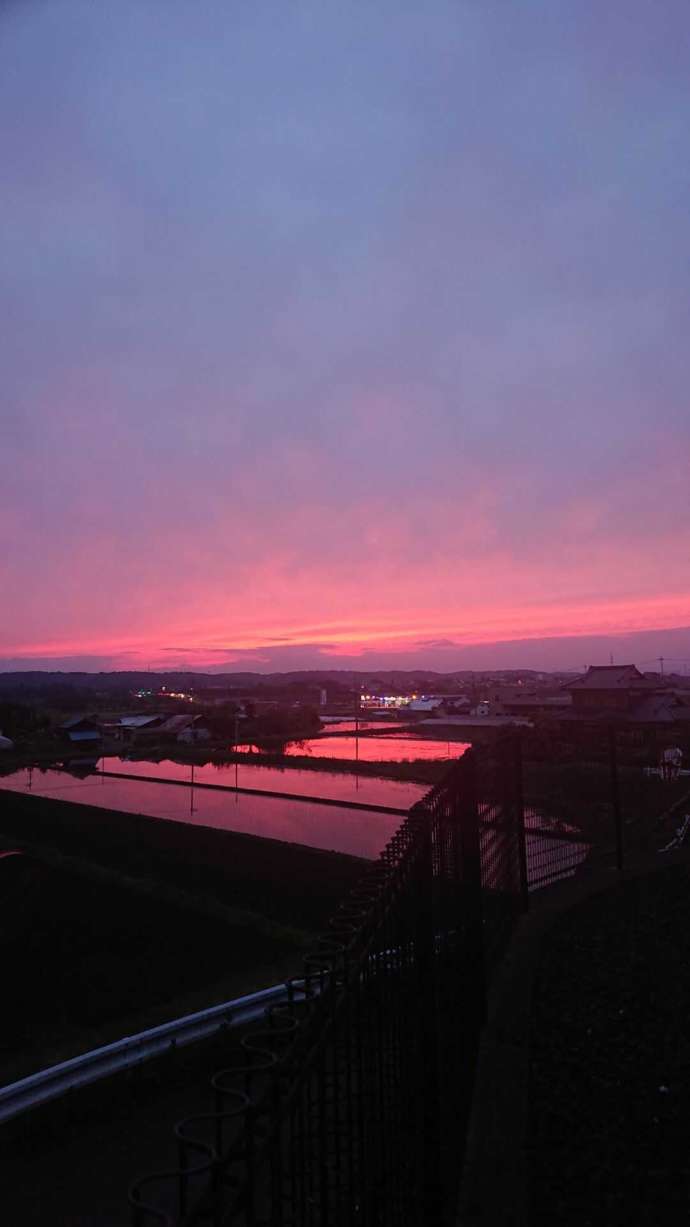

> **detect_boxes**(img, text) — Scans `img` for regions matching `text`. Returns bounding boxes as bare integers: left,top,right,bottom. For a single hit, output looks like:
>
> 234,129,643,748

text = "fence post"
415,809,443,1225
609,725,623,871
513,735,529,912
459,750,487,1027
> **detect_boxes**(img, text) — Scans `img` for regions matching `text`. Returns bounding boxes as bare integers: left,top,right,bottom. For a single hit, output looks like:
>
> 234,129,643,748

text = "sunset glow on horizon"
2,3,689,675
4,588,690,673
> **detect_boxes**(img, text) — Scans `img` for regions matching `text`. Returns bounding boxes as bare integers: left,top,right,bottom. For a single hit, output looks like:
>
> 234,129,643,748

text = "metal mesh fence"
475,737,528,971
119,726,690,1225
128,742,526,1227
521,724,690,890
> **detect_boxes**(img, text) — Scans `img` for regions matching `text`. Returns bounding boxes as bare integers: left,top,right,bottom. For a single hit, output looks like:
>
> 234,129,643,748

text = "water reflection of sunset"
0,768,420,860
283,736,470,763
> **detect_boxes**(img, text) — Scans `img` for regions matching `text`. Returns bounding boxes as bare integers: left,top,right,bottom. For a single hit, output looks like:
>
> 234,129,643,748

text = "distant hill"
0,667,563,698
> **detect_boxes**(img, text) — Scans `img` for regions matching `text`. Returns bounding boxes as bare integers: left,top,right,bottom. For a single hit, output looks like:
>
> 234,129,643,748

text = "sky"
2,0,689,674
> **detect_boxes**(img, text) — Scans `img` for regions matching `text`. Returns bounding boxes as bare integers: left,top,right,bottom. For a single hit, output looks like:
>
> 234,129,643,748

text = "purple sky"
2,1,689,673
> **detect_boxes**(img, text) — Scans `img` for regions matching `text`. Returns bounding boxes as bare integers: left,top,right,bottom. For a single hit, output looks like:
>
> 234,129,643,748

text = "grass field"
0,792,369,1082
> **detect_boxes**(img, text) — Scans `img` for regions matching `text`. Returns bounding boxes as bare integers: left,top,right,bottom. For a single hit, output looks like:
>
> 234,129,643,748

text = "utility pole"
659,656,665,677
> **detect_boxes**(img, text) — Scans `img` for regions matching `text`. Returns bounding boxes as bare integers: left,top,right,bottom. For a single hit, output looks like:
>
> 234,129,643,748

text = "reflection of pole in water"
355,691,360,786
26,765,33,791
355,692,360,749
234,713,239,790
190,761,195,815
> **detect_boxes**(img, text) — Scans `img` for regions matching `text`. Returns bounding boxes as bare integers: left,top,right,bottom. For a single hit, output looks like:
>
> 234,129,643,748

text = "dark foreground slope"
0,855,301,1084
0,792,367,1081
529,864,690,1225
0,790,366,933
0,792,371,1226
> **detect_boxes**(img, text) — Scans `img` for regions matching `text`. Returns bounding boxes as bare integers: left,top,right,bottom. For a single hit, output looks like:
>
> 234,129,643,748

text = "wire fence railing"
127,729,690,1226
521,724,690,888
128,740,525,1227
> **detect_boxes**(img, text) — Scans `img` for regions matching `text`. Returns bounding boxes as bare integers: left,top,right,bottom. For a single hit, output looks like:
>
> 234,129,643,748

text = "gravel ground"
528,864,690,1225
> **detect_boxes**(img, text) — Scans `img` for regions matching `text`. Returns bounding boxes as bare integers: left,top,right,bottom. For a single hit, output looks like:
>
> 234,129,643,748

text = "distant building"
360,694,411,711
155,714,196,738
59,716,102,745
177,717,212,744
549,665,690,753
484,684,572,717
100,714,167,742
566,666,656,712
99,712,215,744
120,714,167,730
440,696,471,713
626,691,690,747
155,714,212,743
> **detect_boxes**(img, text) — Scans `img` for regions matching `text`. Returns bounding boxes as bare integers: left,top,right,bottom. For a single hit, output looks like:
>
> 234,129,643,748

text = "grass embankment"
529,863,690,1225
0,791,367,1082
0,856,298,1085
124,746,451,787
1,742,456,787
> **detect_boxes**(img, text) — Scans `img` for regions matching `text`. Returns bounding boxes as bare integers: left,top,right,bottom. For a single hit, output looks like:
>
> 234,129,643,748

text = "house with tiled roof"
551,667,690,754
565,665,657,713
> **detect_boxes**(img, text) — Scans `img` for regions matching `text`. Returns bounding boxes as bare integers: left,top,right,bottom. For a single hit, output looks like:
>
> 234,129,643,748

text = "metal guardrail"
0,982,295,1126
